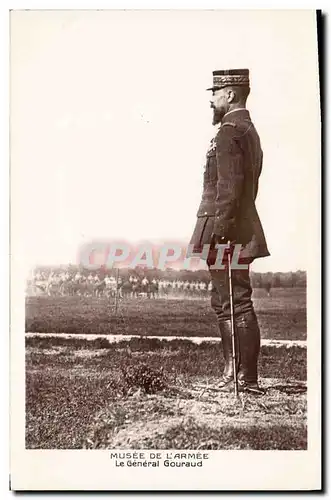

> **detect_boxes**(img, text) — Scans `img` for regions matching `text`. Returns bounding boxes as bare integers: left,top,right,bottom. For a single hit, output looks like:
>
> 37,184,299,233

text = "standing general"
190,69,270,394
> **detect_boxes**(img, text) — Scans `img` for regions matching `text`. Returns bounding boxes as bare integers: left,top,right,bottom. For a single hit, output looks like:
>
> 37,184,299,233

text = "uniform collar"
213,109,251,137
221,108,250,124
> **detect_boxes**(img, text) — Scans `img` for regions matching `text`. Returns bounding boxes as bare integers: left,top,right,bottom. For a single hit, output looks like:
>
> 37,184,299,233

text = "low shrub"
121,362,166,394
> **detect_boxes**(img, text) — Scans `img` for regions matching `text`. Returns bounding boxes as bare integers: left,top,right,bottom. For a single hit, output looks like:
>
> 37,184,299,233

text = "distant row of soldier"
30,270,213,297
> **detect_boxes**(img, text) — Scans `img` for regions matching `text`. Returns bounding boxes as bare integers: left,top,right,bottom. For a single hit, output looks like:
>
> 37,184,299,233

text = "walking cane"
227,241,239,397
114,268,120,317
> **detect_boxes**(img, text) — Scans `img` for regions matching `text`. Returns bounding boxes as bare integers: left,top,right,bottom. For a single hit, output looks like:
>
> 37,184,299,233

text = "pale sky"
10,10,320,274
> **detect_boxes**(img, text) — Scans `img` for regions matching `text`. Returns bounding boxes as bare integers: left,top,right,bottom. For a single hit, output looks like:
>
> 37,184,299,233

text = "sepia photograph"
10,8,321,490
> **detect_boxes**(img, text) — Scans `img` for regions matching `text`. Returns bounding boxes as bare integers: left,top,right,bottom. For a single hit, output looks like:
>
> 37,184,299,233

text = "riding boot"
236,310,264,395
217,319,240,391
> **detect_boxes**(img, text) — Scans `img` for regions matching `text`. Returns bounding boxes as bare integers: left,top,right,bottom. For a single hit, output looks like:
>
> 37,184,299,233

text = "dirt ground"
84,378,306,450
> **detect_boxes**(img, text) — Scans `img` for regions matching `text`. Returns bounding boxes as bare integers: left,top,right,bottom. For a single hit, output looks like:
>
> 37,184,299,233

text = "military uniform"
190,69,270,393
190,111,269,261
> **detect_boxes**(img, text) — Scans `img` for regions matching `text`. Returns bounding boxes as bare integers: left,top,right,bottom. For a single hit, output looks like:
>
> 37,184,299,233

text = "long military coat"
190,109,270,260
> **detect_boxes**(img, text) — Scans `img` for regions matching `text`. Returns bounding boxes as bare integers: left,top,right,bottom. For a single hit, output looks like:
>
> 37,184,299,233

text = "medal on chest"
207,137,216,154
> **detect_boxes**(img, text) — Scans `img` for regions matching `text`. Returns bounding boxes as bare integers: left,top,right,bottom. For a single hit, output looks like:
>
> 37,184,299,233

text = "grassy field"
26,287,306,340
26,337,306,450
25,287,306,450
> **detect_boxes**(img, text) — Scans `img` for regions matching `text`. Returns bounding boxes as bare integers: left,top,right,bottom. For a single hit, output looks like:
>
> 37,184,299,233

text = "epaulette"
221,122,237,128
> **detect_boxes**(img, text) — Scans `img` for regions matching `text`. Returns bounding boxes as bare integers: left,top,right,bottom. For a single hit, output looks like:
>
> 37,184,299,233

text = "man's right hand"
211,233,234,249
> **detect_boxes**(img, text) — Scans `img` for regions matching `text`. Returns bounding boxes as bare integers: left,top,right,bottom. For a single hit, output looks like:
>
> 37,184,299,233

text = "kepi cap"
207,69,250,91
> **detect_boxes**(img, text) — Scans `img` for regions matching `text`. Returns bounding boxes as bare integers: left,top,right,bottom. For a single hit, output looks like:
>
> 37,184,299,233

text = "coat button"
204,211,208,215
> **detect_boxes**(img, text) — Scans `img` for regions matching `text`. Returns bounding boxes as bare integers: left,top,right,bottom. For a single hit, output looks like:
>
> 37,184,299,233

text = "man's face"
210,88,230,125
